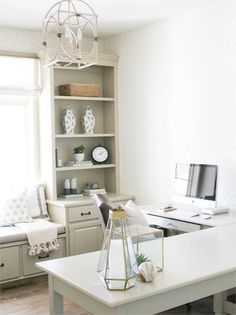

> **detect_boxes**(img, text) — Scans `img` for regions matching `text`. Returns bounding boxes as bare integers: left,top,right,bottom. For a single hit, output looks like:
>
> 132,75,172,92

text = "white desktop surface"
139,204,236,227
37,224,236,315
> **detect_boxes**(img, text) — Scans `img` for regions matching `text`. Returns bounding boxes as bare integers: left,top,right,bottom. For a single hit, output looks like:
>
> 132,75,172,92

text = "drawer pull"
38,254,50,260
0,263,4,267
81,211,91,216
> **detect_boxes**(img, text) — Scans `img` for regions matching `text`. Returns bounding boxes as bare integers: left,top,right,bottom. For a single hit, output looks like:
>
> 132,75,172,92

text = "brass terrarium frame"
131,225,164,272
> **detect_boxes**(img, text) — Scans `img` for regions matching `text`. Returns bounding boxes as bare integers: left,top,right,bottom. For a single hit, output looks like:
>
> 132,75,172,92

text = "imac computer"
173,163,218,209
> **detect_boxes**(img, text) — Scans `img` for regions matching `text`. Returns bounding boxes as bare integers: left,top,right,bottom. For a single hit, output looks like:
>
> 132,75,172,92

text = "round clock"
91,145,109,164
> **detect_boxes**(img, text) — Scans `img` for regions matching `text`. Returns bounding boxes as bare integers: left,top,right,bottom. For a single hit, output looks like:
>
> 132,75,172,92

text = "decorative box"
59,83,100,97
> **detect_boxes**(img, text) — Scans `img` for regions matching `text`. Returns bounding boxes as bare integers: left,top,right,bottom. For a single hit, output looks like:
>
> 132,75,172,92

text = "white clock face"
92,146,108,163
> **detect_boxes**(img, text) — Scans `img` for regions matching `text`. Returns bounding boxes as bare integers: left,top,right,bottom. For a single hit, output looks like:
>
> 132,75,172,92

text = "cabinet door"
0,246,20,281
70,223,103,256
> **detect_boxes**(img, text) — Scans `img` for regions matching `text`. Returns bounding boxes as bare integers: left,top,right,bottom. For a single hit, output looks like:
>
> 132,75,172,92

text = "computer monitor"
173,163,218,208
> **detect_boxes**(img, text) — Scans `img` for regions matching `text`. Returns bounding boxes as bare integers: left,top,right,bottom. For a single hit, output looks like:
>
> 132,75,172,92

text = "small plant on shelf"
73,145,85,154
73,145,85,162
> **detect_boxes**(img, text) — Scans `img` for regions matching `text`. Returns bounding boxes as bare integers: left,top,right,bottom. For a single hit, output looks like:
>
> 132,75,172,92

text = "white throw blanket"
15,219,59,256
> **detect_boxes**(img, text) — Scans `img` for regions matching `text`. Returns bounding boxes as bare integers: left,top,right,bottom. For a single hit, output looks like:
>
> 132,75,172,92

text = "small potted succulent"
73,145,85,162
136,252,149,266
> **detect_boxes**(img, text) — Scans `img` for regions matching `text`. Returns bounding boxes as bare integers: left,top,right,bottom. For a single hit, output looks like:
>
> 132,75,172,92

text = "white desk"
139,204,236,228
37,224,236,315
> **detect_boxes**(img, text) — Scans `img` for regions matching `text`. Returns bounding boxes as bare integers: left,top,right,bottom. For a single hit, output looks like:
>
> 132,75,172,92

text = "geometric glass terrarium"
97,208,139,291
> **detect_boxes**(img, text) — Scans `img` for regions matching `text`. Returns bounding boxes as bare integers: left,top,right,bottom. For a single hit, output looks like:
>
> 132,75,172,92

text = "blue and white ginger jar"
61,105,76,134
81,106,95,134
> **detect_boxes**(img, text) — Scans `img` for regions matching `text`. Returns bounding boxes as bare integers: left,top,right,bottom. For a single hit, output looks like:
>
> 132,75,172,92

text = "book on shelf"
83,188,106,195
59,193,84,199
65,160,93,167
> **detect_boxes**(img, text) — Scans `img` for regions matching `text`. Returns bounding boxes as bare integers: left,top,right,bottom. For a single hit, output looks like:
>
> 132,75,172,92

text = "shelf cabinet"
40,55,119,199
0,237,66,284
40,55,136,257
69,221,103,255
47,193,135,256
22,238,66,276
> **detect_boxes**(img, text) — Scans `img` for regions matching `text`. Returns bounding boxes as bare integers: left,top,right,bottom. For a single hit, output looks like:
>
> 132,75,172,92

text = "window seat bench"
0,220,66,284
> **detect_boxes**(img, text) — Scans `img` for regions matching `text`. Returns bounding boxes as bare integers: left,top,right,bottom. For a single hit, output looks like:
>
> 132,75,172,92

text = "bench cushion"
0,222,65,244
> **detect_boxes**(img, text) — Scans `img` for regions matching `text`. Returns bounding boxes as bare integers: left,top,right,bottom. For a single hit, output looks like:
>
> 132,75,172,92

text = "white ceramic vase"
61,105,76,134
81,106,95,134
64,178,71,195
70,177,77,194
74,153,84,162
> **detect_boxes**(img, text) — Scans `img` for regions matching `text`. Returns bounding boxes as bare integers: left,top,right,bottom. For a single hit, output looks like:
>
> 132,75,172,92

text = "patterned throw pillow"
0,190,33,227
27,183,49,219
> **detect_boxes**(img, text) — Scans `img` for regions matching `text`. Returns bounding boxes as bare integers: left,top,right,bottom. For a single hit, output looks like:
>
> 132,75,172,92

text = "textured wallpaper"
0,26,104,56
0,27,42,54
102,0,236,209
102,22,173,205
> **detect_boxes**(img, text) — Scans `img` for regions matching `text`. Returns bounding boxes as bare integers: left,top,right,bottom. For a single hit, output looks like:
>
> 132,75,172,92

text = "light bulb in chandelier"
77,28,83,41
64,26,74,44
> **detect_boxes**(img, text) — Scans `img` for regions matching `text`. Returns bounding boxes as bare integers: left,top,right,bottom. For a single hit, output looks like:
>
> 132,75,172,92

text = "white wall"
102,0,236,209
102,21,173,205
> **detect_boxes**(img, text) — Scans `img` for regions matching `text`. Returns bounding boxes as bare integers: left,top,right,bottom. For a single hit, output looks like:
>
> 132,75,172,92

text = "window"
0,56,40,90
0,56,40,198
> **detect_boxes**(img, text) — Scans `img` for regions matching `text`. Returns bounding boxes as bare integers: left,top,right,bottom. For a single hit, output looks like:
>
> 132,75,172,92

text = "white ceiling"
0,0,213,38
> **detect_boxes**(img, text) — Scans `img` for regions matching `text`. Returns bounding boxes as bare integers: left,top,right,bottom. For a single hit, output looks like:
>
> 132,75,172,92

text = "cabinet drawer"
147,215,200,232
68,206,99,223
0,246,20,281
22,238,66,276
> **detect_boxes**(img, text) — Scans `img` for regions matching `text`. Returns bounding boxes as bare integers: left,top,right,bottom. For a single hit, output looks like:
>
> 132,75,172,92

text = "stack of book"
65,160,93,167
83,188,106,196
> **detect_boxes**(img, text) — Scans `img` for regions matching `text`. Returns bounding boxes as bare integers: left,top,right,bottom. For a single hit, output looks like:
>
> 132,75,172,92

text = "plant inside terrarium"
135,252,149,266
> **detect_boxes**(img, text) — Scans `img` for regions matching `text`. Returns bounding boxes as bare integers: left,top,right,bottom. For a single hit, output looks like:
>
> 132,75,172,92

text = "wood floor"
0,275,214,315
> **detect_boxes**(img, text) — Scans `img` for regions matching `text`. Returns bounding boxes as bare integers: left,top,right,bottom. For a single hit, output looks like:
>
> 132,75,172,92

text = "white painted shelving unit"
40,55,135,256
40,54,120,200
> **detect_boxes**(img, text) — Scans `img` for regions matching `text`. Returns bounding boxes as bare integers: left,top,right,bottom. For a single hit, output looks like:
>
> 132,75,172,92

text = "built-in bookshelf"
40,55,120,200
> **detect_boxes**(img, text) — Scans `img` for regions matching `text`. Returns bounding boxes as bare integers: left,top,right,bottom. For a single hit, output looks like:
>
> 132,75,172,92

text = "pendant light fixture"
42,0,98,68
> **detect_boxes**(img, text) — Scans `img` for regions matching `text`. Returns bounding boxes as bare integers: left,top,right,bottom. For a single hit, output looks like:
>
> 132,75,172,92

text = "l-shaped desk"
139,203,236,232
37,211,236,315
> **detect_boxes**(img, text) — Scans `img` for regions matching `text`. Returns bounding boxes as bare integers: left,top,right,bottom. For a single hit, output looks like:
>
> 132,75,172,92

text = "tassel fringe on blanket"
28,239,59,256
15,219,60,256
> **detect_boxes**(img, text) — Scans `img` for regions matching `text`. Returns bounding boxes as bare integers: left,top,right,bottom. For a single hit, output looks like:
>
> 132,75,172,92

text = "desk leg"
48,275,64,315
213,291,227,315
